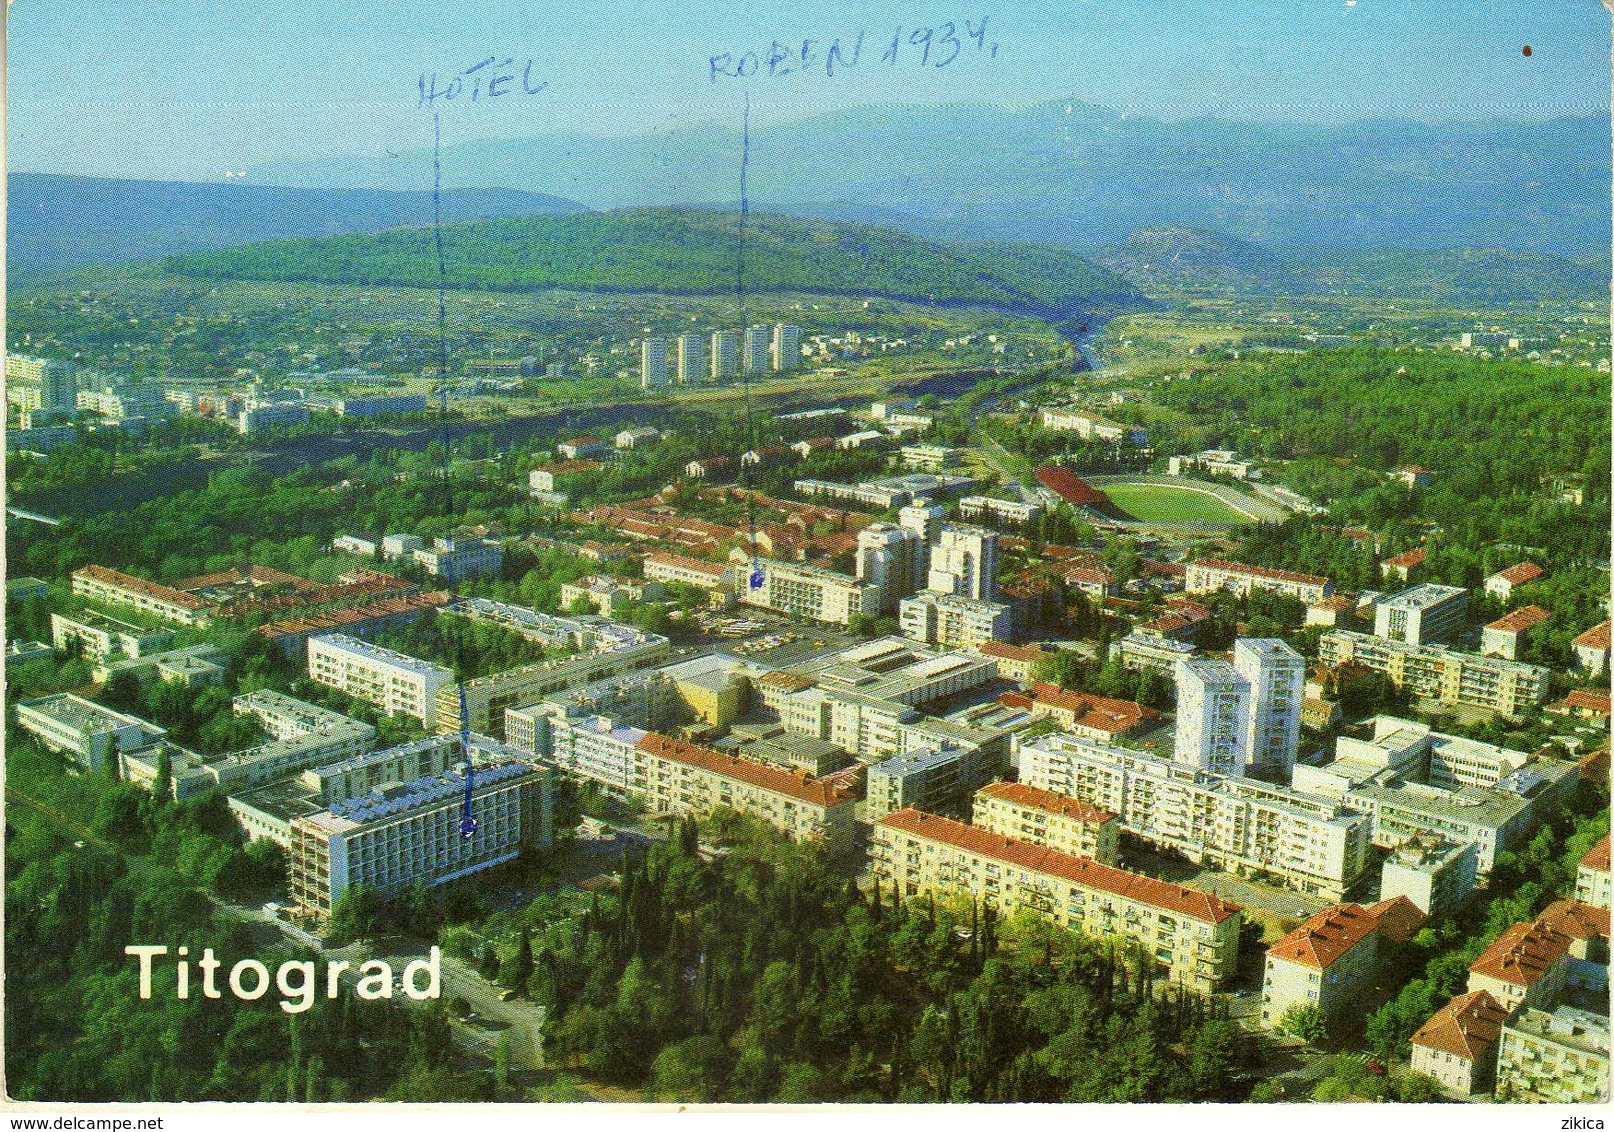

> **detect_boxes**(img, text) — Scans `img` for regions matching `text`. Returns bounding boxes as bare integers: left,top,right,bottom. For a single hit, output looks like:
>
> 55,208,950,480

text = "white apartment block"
508,706,646,794
740,557,880,626
1039,408,1145,446
1232,638,1304,778
307,633,454,725
237,401,310,434
412,537,504,583
1577,836,1610,910
640,337,671,388
927,524,998,602
770,324,802,372
710,330,741,381
1495,1007,1610,1104
1373,583,1468,646
1020,732,1373,900
16,693,167,774
872,809,1242,991
289,761,551,919
1318,630,1548,716
899,445,961,472
958,495,1041,527
676,334,706,385
1175,657,1252,776
1185,558,1332,604
51,610,174,661
899,591,1013,649
742,325,771,374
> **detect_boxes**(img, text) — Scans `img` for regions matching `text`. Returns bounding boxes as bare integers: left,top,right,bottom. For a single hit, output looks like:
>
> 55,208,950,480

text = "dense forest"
498,816,1255,1103
160,208,1137,315
1156,348,1610,564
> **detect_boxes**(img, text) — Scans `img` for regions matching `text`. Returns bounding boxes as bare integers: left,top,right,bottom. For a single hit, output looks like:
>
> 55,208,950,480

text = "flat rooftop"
310,632,453,679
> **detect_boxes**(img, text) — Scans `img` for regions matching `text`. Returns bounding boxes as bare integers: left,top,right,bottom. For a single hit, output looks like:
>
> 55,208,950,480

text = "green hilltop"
160,207,1139,315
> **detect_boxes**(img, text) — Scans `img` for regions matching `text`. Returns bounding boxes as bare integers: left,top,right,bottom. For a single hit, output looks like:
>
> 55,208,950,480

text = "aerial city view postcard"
2,0,1610,1121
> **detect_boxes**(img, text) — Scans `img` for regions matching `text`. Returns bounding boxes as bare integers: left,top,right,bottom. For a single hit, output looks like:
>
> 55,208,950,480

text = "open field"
1100,481,1257,524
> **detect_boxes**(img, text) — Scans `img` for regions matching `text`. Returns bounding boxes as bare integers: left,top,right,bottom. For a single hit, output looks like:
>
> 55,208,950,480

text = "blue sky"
8,0,1608,181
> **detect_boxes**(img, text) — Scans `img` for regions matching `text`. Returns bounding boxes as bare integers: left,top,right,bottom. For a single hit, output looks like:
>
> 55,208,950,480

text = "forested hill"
9,173,588,282
159,208,1141,316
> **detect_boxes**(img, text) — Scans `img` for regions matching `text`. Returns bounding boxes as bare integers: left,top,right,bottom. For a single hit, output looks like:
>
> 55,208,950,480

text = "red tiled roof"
534,459,603,476
1536,899,1611,942
1486,605,1551,633
1468,920,1571,987
1267,898,1426,970
560,436,602,447
1062,566,1114,587
73,565,212,611
976,781,1117,827
1024,683,1158,734
635,732,856,809
1582,834,1611,875
1575,621,1612,651
1382,547,1427,569
1190,557,1331,588
645,553,729,578
1492,562,1544,586
876,808,1239,925
1564,689,1612,715
1410,990,1509,1060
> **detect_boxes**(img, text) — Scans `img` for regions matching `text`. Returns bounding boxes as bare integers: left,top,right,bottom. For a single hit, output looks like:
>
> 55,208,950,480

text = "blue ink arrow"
458,684,477,838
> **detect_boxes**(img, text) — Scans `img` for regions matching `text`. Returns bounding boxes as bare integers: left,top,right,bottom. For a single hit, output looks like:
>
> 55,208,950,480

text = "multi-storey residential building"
1167,450,1257,480
1481,605,1551,661
1117,630,1198,673
855,522,924,609
640,337,671,388
898,445,960,472
433,610,670,737
770,324,801,372
307,633,454,725
872,809,1242,991
634,733,857,855
1373,583,1468,646
71,565,214,626
1536,899,1612,1000
898,591,1013,649
972,780,1120,865
975,641,1057,683
78,384,175,420
644,553,735,595
1495,1007,1610,1104
675,333,706,385
237,401,310,434
1261,897,1426,1027
1573,620,1611,676
1467,920,1572,1009
865,744,993,820
1380,835,1478,918
742,325,771,374
1232,638,1304,778
289,760,551,919
1019,733,1373,900
740,557,881,626
1185,558,1332,604
1577,835,1611,909
510,706,647,794
1175,657,1252,776
1318,630,1549,716
1410,990,1511,1096
16,693,167,774
959,495,1041,527
50,610,174,661
412,536,504,583
1039,408,1146,446
927,524,998,601
6,355,78,410
1293,716,1575,874
710,330,740,382
95,644,228,690
1484,562,1544,600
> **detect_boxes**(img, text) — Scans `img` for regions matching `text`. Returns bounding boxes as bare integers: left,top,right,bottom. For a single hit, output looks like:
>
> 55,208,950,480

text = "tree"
1278,1003,1329,1048
502,931,534,994
153,747,173,805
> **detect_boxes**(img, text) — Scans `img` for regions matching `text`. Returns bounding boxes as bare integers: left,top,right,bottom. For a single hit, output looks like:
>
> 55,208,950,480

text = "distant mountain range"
158,207,1140,317
244,100,1610,259
1093,226,1607,305
7,174,587,280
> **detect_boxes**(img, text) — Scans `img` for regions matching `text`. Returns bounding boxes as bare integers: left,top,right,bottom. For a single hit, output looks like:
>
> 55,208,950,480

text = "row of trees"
521,815,1256,1102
